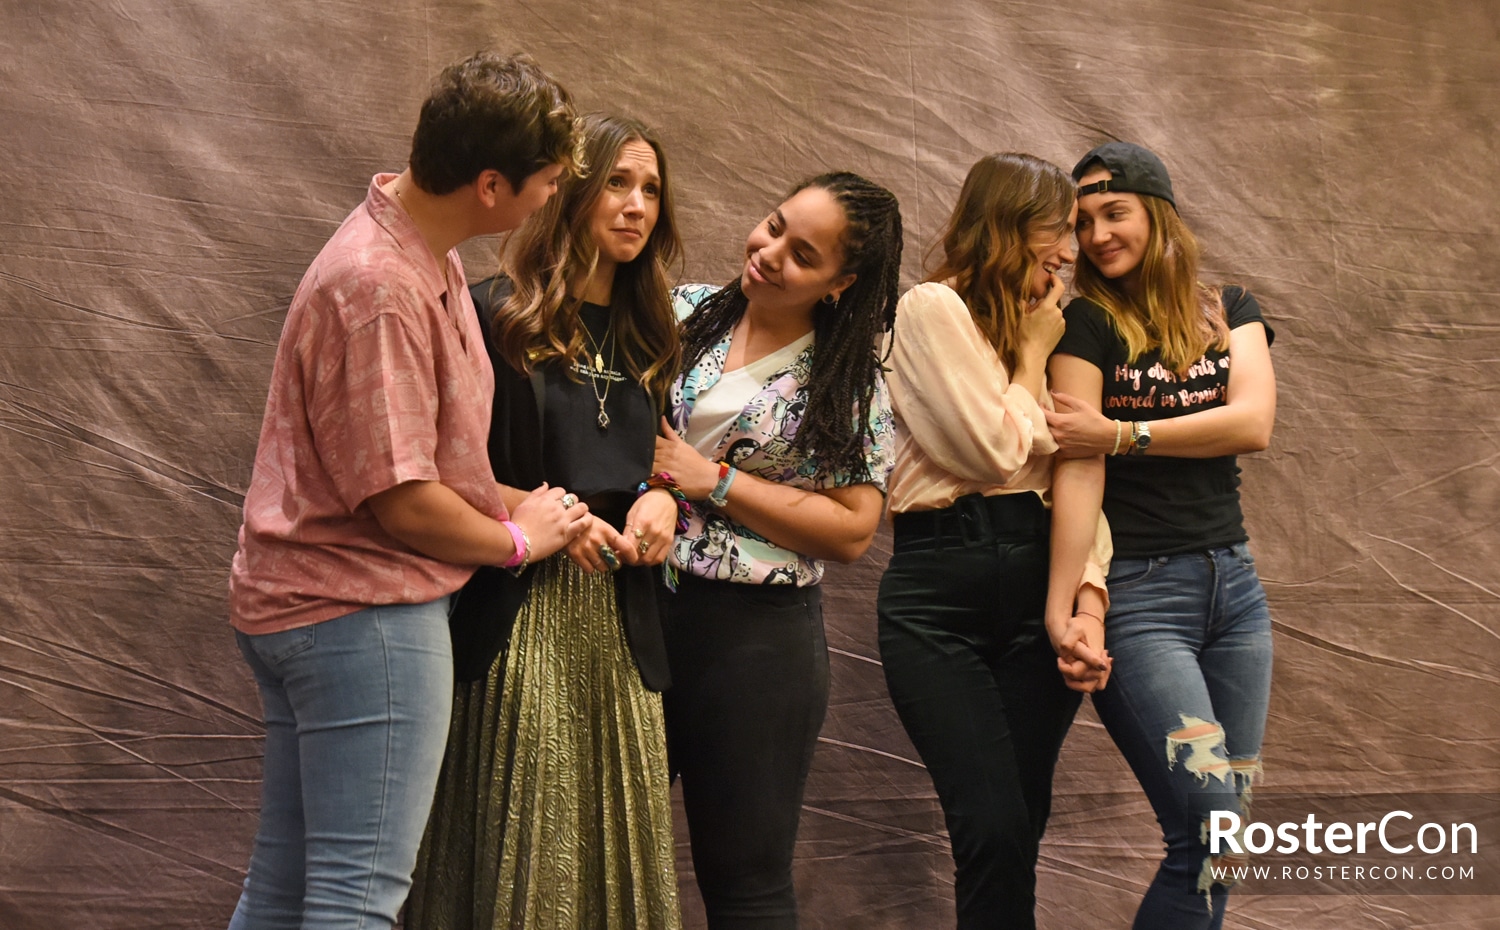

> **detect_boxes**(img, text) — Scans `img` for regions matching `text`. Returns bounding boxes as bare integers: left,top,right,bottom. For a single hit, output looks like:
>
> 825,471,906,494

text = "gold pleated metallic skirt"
408,556,681,930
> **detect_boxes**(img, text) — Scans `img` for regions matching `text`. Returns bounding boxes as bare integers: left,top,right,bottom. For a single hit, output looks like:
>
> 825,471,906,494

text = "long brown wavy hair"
491,113,682,404
1073,191,1228,375
924,152,1075,373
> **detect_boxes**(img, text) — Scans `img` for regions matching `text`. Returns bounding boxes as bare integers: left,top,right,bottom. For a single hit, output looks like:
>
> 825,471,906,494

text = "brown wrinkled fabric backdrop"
2,0,1496,927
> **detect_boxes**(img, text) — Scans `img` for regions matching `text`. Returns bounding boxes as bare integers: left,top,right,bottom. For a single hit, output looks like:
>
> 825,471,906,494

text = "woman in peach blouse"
876,152,1110,930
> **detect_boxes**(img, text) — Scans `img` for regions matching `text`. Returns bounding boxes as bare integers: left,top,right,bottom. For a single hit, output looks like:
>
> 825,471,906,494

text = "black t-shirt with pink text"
1055,287,1273,559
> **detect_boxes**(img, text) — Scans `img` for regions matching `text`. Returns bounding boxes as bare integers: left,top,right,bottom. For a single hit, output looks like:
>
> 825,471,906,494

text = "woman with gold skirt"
407,114,685,930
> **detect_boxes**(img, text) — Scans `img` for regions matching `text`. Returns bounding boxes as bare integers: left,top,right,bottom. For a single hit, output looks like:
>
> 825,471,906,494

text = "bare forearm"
1046,456,1106,627
1137,404,1273,458
1048,395,1272,459
497,482,529,513
718,476,882,563
1137,322,1275,458
368,480,514,567
1011,353,1049,404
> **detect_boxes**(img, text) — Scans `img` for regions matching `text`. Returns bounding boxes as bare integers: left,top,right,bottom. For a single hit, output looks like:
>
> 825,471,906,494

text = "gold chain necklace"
581,310,616,429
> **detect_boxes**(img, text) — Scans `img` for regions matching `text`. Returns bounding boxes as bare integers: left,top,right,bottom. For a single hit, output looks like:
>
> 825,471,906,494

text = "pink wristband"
500,520,529,570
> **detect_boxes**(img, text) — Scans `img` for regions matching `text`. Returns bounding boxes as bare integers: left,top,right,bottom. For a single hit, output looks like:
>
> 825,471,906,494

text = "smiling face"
1075,166,1151,282
740,185,856,319
587,138,661,269
1025,200,1078,300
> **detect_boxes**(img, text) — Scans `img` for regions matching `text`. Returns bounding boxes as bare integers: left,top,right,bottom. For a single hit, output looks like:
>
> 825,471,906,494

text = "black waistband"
891,492,1048,552
665,571,821,606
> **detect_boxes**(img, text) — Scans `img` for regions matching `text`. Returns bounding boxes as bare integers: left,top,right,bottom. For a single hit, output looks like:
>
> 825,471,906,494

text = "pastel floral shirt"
666,284,896,586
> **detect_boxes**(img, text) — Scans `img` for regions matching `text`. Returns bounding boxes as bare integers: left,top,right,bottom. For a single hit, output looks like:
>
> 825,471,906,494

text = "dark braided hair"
678,171,904,481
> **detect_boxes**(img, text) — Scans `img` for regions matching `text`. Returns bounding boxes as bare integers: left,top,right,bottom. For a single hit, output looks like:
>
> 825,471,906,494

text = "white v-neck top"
684,329,814,456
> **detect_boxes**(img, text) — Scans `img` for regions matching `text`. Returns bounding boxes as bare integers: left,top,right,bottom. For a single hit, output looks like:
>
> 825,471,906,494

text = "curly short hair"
409,51,583,196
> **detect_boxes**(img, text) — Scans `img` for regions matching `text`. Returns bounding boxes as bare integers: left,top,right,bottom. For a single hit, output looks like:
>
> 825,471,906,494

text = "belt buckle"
957,496,989,546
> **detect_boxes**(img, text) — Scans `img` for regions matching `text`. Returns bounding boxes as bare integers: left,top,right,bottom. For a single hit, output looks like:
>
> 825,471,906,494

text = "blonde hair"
1074,195,1228,374
924,153,1074,373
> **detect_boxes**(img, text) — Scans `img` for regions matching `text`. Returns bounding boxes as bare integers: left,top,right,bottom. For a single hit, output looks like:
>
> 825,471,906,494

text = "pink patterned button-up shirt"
229,174,503,634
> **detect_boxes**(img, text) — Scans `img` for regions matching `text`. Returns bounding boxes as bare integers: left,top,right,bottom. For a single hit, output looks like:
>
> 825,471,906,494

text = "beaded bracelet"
637,471,693,535
638,472,690,593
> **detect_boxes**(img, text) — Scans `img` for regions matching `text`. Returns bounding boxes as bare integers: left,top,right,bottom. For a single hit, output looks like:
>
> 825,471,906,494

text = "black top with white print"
1055,287,1273,558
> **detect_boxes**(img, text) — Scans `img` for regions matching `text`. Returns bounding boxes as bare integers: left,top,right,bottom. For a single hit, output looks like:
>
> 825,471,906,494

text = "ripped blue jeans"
1092,542,1273,930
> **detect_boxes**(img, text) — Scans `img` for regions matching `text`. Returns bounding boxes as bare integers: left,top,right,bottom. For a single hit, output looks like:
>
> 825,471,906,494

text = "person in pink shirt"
225,52,589,930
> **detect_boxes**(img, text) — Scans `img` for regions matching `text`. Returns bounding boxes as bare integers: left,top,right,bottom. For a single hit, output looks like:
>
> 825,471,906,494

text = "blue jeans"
229,599,454,930
1092,543,1273,930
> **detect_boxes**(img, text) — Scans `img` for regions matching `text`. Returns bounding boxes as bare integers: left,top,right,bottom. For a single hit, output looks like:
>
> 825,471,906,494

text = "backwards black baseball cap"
1072,141,1176,210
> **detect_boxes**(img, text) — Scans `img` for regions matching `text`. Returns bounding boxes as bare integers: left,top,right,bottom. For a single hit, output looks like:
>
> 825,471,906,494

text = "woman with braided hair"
876,152,1113,929
650,172,904,929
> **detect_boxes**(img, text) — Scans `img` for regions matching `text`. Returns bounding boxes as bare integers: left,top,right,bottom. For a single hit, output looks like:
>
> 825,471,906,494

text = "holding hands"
1048,609,1112,694
510,483,591,563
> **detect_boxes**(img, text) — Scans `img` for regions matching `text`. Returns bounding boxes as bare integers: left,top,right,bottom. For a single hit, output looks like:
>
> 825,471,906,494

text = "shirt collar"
364,172,453,304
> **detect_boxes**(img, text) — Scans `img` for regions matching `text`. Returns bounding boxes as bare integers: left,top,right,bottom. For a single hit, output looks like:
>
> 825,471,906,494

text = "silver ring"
560,493,578,509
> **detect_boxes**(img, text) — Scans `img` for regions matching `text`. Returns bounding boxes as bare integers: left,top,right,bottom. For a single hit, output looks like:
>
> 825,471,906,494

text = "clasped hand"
1048,610,1113,694
651,416,719,499
1045,391,1118,458
564,487,679,574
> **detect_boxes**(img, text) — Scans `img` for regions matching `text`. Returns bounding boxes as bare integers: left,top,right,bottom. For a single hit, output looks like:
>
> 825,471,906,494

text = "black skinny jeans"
877,493,1081,930
660,574,828,930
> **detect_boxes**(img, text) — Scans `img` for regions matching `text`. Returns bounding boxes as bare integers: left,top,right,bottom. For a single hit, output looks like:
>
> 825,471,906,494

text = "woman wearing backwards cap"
1045,141,1276,928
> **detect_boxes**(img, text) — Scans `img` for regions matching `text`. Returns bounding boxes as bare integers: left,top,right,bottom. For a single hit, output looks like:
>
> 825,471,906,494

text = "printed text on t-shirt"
1107,356,1231,410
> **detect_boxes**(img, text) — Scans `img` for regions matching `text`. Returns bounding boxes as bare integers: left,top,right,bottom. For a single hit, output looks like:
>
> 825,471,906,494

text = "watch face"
1128,421,1150,454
